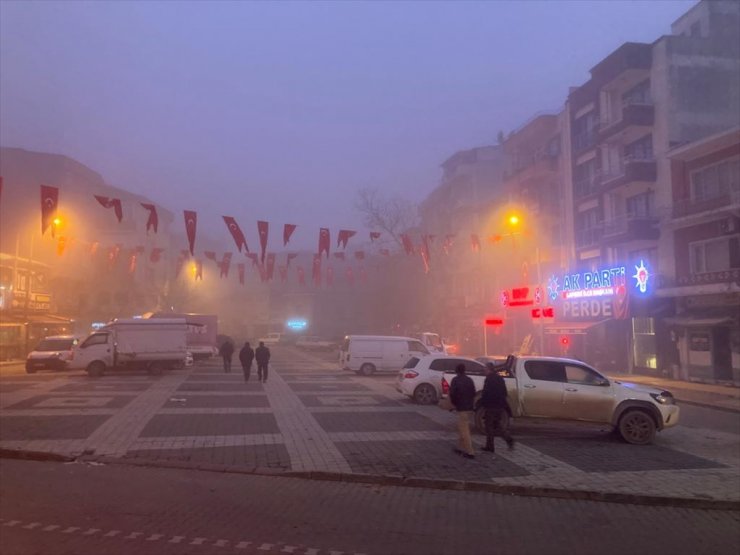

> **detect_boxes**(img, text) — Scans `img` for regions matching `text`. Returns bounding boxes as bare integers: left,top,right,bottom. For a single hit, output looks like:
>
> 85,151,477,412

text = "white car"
396,355,486,405
258,333,282,346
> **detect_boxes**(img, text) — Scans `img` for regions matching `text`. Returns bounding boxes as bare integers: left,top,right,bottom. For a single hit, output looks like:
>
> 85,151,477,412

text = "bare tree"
354,188,418,246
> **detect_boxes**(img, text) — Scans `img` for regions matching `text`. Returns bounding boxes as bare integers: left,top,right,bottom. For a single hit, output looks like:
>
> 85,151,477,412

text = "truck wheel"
148,362,164,376
413,384,438,405
358,363,376,376
87,361,105,378
618,409,656,445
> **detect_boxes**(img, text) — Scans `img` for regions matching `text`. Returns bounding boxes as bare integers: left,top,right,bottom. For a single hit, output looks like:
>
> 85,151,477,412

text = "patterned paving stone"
281,374,353,382
125,443,291,469
5,395,136,410
287,382,371,393
162,395,270,409
139,414,280,437
0,384,34,393
521,436,727,472
185,374,248,382
335,439,530,480
298,394,402,408
312,411,444,433
177,382,264,392
51,383,153,393
0,415,111,440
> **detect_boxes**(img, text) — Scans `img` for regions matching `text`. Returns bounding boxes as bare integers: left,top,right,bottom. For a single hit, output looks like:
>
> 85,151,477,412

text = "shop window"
690,235,740,274
632,317,657,369
689,332,710,352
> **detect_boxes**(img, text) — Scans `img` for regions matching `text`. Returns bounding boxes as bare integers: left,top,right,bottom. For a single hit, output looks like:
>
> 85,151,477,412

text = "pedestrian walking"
239,341,255,382
449,363,476,459
478,363,515,456
219,340,234,373
255,341,271,383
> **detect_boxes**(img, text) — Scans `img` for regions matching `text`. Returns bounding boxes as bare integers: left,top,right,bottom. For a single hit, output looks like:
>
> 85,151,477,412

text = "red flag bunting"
257,221,269,263
94,195,123,223
443,234,455,255
220,253,233,278
237,263,245,285
370,232,381,242
400,234,415,255
141,203,159,233
40,185,59,236
266,253,276,281
150,248,164,263
279,266,288,283
297,266,306,285
283,224,297,246
108,244,122,268
333,252,345,261
318,228,330,258
286,253,298,267
223,216,249,253
420,236,431,274
184,210,197,256
312,254,322,286
354,251,365,260
345,266,355,286
204,251,217,261
337,229,356,249
326,266,334,286
246,252,259,266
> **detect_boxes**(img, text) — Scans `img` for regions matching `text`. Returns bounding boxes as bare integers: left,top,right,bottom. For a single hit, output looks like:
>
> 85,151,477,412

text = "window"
524,361,566,382
624,135,653,161
690,235,740,273
80,333,109,349
632,317,657,369
628,247,658,265
429,359,447,371
408,341,429,354
35,338,76,352
464,361,487,376
622,80,651,106
691,159,740,202
565,365,607,386
689,332,710,352
625,191,655,218
403,357,420,369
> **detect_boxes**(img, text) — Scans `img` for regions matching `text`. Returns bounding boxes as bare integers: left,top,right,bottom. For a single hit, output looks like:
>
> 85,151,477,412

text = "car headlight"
650,392,675,405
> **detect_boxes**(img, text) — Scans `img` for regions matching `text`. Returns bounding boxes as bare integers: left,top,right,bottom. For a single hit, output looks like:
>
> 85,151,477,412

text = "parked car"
397,355,485,405
441,355,679,445
258,332,282,346
25,335,79,373
340,335,429,375
296,336,337,351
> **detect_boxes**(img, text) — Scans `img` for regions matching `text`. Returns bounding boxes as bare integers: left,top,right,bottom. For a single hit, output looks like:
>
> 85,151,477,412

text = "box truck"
147,313,218,360
70,318,188,377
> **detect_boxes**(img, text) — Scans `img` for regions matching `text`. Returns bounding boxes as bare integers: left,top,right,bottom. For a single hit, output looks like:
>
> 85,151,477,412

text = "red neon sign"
485,318,504,326
531,307,555,319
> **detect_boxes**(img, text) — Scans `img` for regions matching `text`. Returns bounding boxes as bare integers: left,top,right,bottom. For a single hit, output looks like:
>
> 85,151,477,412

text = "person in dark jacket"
478,363,515,454
239,342,255,382
255,341,271,383
449,363,476,459
219,340,234,373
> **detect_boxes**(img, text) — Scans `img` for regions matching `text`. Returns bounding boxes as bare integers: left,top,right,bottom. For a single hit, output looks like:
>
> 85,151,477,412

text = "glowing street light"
52,217,62,227
507,214,520,227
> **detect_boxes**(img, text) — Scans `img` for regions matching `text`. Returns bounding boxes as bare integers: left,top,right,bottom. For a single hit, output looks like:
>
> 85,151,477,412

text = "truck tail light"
441,377,449,395
403,371,418,379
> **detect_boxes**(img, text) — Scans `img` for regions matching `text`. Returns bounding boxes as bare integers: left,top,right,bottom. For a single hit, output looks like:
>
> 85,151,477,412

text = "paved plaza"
1,348,738,505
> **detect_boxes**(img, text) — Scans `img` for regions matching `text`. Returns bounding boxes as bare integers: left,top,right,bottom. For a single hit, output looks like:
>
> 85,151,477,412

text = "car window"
565,364,607,386
80,333,109,349
464,361,486,375
35,339,75,351
407,341,429,354
446,358,469,373
429,358,447,371
524,361,566,382
403,357,420,369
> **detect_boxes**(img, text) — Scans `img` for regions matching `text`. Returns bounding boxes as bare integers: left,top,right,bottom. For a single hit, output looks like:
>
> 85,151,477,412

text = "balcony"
575,227,604,249
601,215,660,244
600,157,657,192
572,131,598,154
672,186,740,219
599,102,654,141
573,173,602,200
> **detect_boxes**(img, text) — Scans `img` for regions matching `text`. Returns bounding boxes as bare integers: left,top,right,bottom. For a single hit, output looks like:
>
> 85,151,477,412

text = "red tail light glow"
403,371,419,379
441,377,449,395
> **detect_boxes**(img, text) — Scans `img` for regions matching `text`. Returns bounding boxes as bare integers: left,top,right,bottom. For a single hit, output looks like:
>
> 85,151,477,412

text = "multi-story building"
559,0,740,374
659,127,740,383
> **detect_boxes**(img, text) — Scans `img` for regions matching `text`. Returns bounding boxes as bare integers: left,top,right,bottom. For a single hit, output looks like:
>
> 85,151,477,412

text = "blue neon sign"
286,319,308,330
548,260,651,300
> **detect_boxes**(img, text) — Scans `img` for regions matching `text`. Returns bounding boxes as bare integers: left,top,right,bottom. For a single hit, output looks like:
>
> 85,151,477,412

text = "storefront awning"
663,316,733,327
544,321,604,335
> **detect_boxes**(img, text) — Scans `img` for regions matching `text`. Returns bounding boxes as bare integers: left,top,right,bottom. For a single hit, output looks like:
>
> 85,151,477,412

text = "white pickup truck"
442,355,679,445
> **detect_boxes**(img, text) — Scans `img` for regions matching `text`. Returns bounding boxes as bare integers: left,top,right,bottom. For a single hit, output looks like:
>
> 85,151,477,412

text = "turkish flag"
108,244,122,269
345,266,355,286
354,251,365,260
337,229,356,249
286,253,298,267
246,252,259,266
370,232,381,242
141,203,159,233
614,285,630,320
297,266,306,285
312,254,322,286
237,263,245,285
219,253,233,278
184,210,197,256
400,234,414,255
333,252,345,261
327,266,334,286
470,234,481,253
150,248,164,263
94,195,123,223
257,221,269,263
266,253,276,280
204,251,217,261
279,266,288,283
223,216,249,253
283,224,297,246
40,185,59,236
128,248,143,274
318,228,330,258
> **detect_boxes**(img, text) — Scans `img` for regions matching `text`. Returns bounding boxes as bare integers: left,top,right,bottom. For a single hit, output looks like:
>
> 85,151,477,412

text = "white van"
413,332,448,354
340,335,430,375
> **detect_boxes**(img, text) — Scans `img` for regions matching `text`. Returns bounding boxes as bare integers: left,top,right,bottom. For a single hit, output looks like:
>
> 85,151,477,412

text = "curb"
677,398,740,414
2,450,737,511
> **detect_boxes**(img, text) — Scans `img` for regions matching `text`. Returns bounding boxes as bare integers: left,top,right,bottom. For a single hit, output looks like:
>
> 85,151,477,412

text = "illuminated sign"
531,307,554,319
286,319,308,330
548,260,651,301
501,287,541,308
485,318,504,326
633,260,650,294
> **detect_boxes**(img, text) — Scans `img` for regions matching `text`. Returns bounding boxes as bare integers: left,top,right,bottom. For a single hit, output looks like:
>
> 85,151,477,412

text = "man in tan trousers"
449,363,476,459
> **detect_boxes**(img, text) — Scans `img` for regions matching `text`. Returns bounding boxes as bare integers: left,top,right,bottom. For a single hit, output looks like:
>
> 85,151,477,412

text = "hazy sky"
1,0,693,238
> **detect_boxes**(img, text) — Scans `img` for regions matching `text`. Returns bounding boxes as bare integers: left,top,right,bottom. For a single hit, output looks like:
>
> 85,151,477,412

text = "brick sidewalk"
1,350,738,506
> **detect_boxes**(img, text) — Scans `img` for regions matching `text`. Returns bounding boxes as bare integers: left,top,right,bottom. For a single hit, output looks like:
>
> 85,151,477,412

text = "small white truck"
442,355,679,445
70,318,189,377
